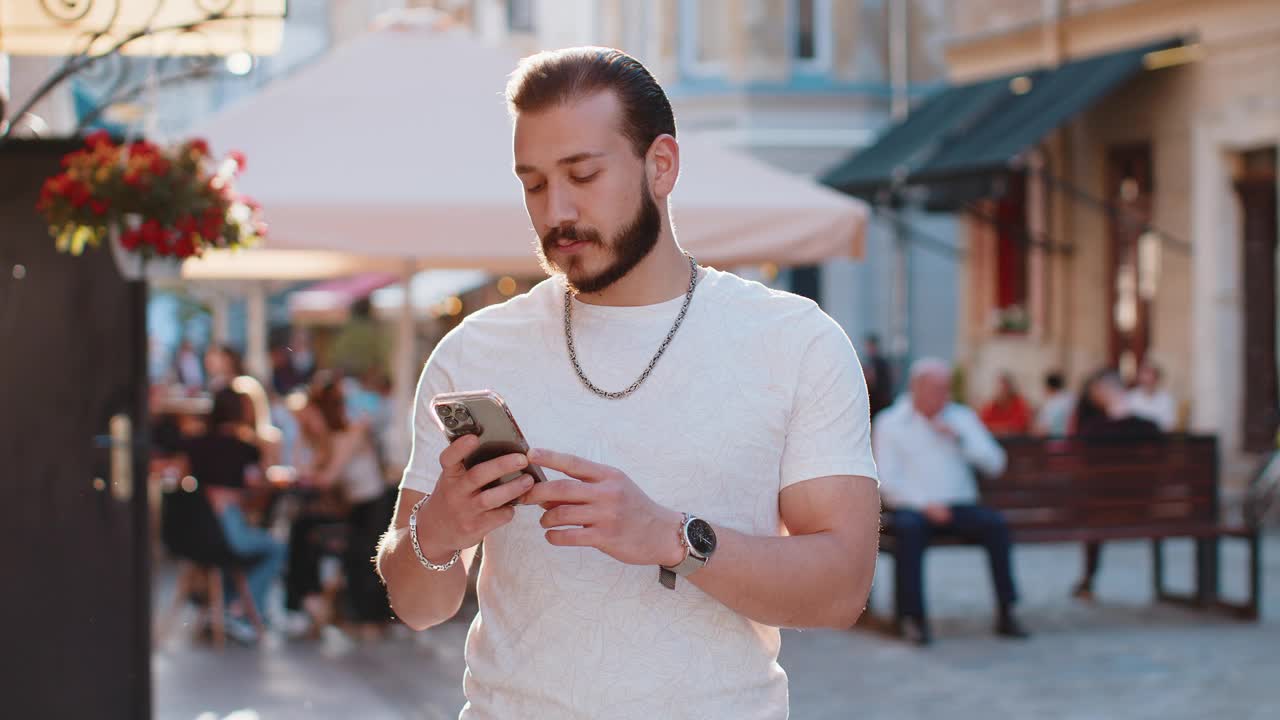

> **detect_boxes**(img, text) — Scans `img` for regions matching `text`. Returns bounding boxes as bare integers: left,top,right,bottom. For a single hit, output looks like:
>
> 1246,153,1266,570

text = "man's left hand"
522,448,686,567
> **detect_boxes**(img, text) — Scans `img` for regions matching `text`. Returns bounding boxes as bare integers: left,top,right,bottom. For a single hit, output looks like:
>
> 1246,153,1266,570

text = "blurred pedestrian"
863,333,895,419
1070,368,1162,600
979,371,1032,436
1127,361,1177,432
1034,371,1074,437
875,358,1029,645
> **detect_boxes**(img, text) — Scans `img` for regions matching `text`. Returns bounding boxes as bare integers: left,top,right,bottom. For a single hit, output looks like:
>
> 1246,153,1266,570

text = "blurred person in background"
874,358,1029,645
1034,371,1075,438
204,344,244,393
1127,361,1177,432
863,333,895,419
287,372,395,640
1069,368,1162,601
174,339,204,392
184,387,288,638
979,371,1032,436
270,344,308,396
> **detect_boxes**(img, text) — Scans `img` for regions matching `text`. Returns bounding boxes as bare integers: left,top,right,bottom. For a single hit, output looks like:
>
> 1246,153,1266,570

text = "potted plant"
35,130,266,280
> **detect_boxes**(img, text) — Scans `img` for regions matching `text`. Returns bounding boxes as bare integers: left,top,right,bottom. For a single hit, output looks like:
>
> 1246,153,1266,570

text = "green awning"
821,39,1184,198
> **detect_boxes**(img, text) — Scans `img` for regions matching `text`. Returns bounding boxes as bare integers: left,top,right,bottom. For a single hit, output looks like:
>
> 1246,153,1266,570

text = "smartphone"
430,390,547,492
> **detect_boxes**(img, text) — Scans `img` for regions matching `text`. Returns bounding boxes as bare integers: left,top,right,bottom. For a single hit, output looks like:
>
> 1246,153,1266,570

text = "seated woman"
184,387,288,631
1070,369,1162,600
286,372,396,639
979,371,1033,436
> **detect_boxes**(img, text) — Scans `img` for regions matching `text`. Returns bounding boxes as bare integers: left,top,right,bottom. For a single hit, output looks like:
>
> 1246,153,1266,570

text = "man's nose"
545,182,578,229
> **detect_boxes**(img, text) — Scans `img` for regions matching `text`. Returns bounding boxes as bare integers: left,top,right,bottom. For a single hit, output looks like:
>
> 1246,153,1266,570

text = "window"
789,0,832,73
507,0,535,33
678,0,728,77
993,172,1030,333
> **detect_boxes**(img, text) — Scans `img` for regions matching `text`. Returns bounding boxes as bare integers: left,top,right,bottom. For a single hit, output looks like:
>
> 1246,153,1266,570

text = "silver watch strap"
658,513,707,589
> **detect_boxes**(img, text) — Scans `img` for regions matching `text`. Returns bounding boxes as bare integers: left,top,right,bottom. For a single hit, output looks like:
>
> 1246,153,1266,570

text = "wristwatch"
659,513,717,590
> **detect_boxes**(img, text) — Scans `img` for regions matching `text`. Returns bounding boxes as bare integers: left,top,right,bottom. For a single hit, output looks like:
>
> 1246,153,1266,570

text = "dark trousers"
890,504,1019,621
1078,541,1103,590
284,512,342,612
343,491,396,623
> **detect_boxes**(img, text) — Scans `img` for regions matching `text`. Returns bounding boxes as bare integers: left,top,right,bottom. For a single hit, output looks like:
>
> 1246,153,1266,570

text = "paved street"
156,533,1280,719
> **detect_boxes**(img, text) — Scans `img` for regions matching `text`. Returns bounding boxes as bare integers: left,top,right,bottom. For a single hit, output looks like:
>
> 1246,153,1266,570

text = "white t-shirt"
873,400,1007,509
1035,391,1076,437
401,268,877,720
1126,388,1177,432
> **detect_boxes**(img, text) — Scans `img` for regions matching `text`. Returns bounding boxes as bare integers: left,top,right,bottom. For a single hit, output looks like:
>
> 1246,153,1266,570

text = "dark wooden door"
1235,147,1279,453
1106,143,1155,380
0,140,151,718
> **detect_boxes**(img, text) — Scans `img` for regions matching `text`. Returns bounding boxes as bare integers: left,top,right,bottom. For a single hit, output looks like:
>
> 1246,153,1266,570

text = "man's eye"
570,172,600,184
524,183,545,194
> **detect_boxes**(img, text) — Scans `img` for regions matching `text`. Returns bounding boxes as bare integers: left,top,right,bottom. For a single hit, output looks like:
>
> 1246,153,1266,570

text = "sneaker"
995,614,1031,640
896,616,933,647
224,616,260,645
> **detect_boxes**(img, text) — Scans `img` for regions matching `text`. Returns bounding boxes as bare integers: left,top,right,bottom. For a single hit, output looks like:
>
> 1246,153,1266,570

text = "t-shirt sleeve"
779,313,879,490
399,330,461,495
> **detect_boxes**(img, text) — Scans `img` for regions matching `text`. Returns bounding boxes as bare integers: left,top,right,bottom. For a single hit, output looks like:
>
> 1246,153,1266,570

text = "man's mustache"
542,225,602,246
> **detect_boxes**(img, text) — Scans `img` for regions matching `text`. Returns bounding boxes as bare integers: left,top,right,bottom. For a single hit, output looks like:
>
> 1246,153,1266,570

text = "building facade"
941,0,1279,478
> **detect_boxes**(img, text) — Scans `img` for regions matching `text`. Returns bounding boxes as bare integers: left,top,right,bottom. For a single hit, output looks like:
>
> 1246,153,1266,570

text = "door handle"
91,414,134,502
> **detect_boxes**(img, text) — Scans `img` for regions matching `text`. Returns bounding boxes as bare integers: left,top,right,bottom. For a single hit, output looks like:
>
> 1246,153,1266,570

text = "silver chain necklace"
563,254,700,399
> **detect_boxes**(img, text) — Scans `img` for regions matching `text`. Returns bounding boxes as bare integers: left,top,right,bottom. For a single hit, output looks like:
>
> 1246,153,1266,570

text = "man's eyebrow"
514,151,606,175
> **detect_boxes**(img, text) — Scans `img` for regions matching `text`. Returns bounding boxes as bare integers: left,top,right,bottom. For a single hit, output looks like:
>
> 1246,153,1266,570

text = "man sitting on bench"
873,358,1031,645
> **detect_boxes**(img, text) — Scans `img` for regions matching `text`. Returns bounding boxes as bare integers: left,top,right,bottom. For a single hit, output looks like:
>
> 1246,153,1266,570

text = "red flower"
129,140,157,157
119,228,143,251
85,130,113,150
187,139,210,157
90,199,110,216
60,150,84,169
66,181,90,209
150,157,171,176
174,235,197,259
140,219,167,249
228,151,247,173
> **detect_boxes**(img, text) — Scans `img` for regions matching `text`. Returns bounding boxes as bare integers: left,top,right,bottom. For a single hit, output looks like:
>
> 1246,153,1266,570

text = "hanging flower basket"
35,131,266,281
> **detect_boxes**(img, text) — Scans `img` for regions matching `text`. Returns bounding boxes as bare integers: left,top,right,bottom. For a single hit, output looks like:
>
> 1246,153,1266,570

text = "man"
376,47,880,719
1127,361,1177,432
1033,370,1074,438
863,333,895,419
873,358,1029,645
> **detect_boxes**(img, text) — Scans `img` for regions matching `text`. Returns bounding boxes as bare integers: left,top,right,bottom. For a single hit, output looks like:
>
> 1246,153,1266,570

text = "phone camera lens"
436,405,452,418
443,416,459,429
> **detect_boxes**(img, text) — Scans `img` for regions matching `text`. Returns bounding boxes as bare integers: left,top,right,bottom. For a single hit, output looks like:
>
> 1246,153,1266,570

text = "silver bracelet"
408,493,461,572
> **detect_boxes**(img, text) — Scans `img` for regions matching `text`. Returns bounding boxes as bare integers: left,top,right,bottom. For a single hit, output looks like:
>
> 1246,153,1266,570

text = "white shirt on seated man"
872,358,1029,645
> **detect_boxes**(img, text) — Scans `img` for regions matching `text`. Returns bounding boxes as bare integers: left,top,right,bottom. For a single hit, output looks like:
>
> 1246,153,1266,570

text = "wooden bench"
876,435,1261,621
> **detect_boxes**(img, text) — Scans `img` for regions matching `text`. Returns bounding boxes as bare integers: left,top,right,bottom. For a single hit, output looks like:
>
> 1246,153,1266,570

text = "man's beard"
536,181,661,295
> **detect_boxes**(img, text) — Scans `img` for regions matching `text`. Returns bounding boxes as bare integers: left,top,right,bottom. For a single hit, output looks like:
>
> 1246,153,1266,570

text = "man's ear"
646,134,680,199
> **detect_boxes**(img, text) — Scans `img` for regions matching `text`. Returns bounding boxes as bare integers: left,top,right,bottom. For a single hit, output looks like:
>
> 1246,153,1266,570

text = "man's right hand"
412,433,534,563
922,503,952,525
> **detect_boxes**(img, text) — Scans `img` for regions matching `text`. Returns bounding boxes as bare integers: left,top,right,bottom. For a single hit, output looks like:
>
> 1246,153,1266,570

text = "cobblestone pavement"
155,532,1280,719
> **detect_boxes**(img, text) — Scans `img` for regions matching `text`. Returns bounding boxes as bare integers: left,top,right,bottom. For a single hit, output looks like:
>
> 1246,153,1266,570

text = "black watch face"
686,519,717,556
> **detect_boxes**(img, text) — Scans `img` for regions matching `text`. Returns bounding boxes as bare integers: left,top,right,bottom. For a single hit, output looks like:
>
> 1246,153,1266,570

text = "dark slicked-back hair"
505,46,676,158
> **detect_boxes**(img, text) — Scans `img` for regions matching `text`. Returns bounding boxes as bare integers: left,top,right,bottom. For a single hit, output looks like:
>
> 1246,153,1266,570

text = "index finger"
522,478,597,508
438,433,481,475
527,448,610,482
